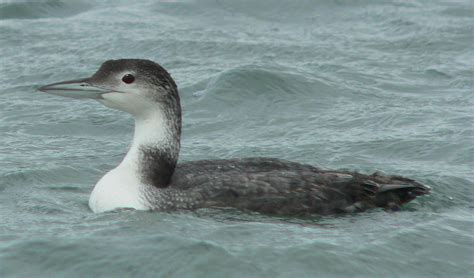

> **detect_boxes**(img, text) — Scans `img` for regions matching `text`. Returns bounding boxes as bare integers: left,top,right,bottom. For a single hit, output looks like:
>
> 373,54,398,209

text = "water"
0,0,473,277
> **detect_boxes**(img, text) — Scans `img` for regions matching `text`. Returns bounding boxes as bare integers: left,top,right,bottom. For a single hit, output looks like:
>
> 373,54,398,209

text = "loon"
38,59,430,214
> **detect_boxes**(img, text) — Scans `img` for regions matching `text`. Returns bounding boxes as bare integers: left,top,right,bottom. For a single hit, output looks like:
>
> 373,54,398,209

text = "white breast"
88,165,149,213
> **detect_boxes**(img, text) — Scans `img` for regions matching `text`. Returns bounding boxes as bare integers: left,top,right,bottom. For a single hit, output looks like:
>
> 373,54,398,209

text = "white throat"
123,110,171,170
89,109,171,213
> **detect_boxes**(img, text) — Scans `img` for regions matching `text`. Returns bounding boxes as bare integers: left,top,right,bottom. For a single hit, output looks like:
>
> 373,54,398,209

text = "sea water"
0,1,472,277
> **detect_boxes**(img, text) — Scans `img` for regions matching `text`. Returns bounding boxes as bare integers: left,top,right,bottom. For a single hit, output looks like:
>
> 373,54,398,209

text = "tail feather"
343,173,431,213
372,174,431,209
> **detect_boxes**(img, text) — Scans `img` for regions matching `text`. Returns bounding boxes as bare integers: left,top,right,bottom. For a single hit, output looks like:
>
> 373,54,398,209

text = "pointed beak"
38,78,111,99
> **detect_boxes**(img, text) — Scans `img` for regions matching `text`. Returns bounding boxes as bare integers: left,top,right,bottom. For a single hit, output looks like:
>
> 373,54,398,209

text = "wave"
0,0,92,20
184,65,341,109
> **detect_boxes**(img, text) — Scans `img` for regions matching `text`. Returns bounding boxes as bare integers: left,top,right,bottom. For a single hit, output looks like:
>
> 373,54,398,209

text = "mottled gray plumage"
143,157,429,215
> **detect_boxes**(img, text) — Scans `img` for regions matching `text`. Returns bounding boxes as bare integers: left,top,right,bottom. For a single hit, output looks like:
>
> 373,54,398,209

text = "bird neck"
120,104,181,188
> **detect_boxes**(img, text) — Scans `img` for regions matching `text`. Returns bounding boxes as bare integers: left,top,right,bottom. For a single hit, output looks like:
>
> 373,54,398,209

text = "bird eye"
122,74,135,84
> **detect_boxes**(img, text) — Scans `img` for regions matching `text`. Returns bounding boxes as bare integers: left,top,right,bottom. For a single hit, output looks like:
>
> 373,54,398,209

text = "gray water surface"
0,0,473,277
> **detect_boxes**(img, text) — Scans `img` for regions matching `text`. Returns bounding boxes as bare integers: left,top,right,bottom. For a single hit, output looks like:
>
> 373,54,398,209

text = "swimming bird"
38,59,430,214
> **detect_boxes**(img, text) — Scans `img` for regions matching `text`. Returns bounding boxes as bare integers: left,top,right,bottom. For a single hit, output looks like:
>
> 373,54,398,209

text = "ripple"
0,1,93,20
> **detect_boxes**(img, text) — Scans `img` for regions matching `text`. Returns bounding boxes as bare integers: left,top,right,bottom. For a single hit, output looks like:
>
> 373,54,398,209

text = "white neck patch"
89,110,170,213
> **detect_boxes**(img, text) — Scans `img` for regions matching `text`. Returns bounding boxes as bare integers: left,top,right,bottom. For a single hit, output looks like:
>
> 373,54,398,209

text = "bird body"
158,157,427,215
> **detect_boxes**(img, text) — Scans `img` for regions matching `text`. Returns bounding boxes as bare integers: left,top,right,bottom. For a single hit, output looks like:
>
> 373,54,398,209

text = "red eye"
122,74,135,84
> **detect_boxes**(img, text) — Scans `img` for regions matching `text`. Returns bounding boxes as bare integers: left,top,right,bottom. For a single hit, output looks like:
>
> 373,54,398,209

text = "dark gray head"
39,59,180,119
40,59,182,188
